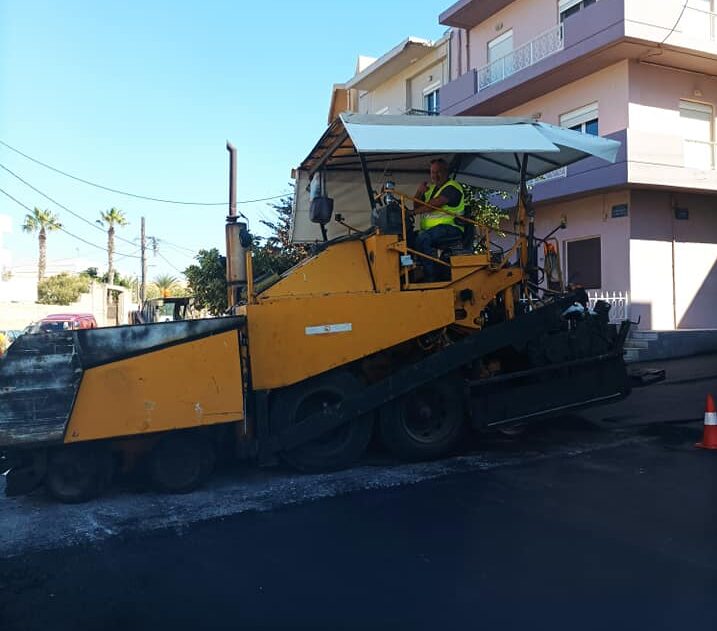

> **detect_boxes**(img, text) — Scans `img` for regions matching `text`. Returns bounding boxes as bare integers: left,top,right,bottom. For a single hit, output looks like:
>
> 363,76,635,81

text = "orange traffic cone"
696,394,717,450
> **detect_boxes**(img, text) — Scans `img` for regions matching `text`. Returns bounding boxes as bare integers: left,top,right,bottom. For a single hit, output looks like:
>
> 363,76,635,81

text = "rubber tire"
379,378,465,462
149,432,215,494
271,371,374,473
46,444,111,504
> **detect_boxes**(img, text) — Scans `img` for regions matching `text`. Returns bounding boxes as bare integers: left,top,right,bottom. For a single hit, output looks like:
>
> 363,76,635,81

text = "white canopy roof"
299,113,620,189
291,113,621,242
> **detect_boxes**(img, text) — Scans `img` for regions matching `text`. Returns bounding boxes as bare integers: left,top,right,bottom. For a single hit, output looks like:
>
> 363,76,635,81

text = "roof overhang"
344,37,435,92
439,0,512,30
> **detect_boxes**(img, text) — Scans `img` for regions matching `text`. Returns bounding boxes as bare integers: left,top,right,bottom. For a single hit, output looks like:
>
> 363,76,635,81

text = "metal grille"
477,24,564,91
527,166,568,187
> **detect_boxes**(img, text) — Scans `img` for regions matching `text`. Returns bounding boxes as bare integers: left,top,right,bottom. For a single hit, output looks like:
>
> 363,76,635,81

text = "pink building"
439,0,717,331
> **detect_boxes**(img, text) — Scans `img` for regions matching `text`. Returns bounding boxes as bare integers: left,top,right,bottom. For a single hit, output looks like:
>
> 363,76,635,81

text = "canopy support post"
359,153,376,213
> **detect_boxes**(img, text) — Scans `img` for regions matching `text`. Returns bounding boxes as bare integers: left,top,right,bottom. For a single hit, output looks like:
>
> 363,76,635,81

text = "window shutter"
559,102,599,129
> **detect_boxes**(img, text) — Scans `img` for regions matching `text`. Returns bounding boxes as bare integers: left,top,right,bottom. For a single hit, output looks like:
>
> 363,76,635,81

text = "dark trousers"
414,224,463,281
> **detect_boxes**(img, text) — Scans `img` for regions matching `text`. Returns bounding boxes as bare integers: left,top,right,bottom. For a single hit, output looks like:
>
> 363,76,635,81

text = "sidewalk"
635,352,717,385
579,353,717,428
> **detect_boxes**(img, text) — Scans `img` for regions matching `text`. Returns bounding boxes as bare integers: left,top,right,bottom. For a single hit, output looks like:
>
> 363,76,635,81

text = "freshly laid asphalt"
1,354,716,630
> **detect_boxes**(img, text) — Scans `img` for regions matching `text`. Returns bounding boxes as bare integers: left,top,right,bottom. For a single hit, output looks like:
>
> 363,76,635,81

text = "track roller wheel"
46,443,112,503
149,432,215,494
271,371,374,472
379,377,465,461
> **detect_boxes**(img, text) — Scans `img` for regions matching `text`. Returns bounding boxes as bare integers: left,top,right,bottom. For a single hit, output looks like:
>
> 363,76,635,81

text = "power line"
659,0,689,45
158,243,196,259
156,250,186,275
115,248,141,261
156,238,196,254
0,139,290,206
0,187,142,259
0,162,137,247
60,226,141,258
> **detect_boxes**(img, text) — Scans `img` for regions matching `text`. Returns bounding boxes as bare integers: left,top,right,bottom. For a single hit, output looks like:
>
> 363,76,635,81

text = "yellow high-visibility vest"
420,179,465,231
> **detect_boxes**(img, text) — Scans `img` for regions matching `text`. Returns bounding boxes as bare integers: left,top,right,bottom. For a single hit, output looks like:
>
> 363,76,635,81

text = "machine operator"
412,158,465,281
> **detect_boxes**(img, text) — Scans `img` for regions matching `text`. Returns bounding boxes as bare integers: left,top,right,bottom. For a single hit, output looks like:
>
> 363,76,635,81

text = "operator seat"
434,212,475,255
430,212,478,281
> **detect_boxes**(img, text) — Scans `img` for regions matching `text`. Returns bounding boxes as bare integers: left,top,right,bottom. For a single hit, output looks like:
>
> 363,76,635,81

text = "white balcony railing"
527,166,568,187
477,24,564,91
684,139,717,170
680,5,717,42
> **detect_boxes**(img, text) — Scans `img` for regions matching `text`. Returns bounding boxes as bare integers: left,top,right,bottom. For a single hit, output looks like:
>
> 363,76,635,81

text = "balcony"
477,24,564,91
527,166,567,188
441,0,717,116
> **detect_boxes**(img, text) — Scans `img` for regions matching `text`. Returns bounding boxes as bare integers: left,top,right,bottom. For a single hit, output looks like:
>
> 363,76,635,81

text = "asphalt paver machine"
0,115,635,502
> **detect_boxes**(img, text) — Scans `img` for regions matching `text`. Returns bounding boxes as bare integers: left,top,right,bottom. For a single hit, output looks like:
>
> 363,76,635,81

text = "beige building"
329,34,450,122
439,0,717,330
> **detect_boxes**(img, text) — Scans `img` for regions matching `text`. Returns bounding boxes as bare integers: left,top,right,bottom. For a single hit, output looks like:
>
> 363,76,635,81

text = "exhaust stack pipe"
226,141,247,309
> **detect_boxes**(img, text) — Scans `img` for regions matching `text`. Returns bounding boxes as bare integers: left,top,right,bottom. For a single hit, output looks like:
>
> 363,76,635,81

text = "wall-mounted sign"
674,207,689,220
611,204,628,218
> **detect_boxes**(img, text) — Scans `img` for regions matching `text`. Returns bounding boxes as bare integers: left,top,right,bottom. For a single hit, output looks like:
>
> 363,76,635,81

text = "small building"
330,34,451,121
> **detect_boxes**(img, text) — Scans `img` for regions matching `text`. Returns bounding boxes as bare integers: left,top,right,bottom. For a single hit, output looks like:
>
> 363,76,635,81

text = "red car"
36,313,98,333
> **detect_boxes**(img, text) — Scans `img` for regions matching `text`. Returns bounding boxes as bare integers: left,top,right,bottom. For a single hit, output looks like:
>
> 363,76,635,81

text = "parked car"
35,313,98,333
0,330,22,358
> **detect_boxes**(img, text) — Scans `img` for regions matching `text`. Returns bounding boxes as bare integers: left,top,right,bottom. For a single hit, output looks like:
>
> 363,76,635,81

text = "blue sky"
0,0,447,280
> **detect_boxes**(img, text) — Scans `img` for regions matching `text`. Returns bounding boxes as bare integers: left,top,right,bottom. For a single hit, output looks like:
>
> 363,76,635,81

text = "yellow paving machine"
1,115,634,502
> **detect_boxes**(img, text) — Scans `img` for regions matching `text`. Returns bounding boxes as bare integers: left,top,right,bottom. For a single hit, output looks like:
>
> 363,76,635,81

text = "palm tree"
97,207,128,285
153,274,178,298
22,207,62,282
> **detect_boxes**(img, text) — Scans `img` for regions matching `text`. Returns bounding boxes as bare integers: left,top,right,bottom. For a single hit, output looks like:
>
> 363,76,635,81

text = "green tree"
184,195,311,314
461,185,509,252
37,272,91,305
152,273,179,298
21,207,62,282
462,185,508,229
184,248,227,315
253,194,311,276
97,207,128,286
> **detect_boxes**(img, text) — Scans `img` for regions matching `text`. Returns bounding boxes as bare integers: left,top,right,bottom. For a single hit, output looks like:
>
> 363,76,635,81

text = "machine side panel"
259,240,374,299
65,331,244,443
247,290,455,389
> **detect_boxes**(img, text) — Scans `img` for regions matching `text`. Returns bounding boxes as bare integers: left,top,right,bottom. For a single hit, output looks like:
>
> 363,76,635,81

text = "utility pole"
140,216,147,304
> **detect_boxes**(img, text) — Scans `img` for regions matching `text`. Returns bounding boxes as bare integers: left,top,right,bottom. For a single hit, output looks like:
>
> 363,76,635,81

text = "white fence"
588,290,630,323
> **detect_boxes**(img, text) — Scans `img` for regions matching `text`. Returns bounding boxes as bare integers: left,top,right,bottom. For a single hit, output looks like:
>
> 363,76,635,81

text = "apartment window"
566,236,601,289
680,100,714,169
559,0,597,22
560,102,599,135
423,81,441,114
487,29,514,84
